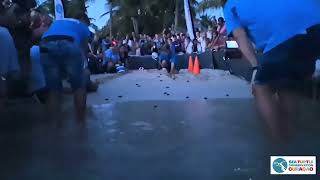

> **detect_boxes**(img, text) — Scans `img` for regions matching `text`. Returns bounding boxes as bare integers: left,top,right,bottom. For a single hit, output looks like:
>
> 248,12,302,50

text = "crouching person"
103,42,121,73
39,14,91,122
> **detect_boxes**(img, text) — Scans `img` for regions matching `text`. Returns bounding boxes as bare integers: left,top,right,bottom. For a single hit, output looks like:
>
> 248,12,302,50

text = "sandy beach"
88,69,253,105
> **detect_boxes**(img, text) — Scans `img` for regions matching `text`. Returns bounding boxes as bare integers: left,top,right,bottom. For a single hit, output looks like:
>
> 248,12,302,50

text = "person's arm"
233,27,258,67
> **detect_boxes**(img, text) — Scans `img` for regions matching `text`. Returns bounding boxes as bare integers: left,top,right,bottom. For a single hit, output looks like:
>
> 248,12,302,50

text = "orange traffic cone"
188,56,194,73
193,56,200,75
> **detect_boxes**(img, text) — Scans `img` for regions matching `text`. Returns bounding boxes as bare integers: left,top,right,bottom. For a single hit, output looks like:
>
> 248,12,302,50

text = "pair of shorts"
159,53,169,61
169,54,178,64
255,24,320,88
40,40,85,91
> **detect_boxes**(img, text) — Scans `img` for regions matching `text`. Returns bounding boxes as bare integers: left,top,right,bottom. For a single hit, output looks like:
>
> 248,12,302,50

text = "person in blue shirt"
103,41,121,73
223,0,320,141
40,13,91,122
168,37,178,76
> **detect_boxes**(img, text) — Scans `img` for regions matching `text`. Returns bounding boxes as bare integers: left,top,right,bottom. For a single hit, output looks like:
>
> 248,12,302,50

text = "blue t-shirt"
42,18,90,46
224,0,320,53
104,48,120,64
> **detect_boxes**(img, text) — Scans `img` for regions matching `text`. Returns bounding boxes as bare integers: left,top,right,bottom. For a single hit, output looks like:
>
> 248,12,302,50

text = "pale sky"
87,0,109,29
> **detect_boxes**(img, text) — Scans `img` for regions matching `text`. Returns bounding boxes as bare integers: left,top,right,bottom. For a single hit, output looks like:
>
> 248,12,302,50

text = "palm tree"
174,0,198,32
100,0,119,38
174,0,180,31
100,0,200,36
196,0,224,14
103,0,160,36
37,0,92,18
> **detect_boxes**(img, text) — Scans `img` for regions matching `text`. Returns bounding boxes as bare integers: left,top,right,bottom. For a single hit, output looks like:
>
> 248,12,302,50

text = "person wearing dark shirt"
171,35,182,54
159,41,171,72
1,0,36,98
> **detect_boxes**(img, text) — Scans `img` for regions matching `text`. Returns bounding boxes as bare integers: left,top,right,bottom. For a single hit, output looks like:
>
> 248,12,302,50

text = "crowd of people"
87,17,228,75
0,0,228,122
1,0,320,142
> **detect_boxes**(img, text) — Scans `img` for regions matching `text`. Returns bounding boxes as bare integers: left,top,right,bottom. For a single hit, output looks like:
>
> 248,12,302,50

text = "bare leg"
170,62,177,79
161,61,167,69
253,84,282,140
74,88,87,123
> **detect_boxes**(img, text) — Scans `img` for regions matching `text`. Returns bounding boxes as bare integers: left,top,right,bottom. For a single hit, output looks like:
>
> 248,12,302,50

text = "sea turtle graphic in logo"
55,4,63,14
273,158,288,173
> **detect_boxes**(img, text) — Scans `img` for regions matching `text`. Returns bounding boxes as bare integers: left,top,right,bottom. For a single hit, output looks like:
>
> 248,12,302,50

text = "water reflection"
0,99,319,179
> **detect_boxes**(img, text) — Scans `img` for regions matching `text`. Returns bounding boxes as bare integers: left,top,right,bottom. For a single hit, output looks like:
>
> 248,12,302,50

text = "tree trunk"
174,0,180,31
131,17,139,35
109,4,113,39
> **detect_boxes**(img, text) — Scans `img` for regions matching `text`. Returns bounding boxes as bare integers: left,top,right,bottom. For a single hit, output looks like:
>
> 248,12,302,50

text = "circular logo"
55,4,63,14
273,158,288,173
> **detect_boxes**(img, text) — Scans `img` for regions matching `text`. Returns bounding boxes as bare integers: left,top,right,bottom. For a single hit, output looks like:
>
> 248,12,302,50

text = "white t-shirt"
128,40,133,47
207,31,213,40
185,41,193,54
199,37,207,53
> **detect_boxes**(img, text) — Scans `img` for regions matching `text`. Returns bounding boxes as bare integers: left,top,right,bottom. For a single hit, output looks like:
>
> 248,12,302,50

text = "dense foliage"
37,0,224,37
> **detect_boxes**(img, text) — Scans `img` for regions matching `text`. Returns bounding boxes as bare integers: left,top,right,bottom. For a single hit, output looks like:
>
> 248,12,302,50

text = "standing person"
212,16,218,28
199,32,207,53
122,34,129,45
128,36,134,49
217,17,227,36
223,0,320,141
211,17,228,51
206,28,213,41
168,38,178,75
171,35,182,54
180,33,186,53
153,34,162,49
184,36,193,54
196,31,201,41
40,14,91,122
192,39,201,54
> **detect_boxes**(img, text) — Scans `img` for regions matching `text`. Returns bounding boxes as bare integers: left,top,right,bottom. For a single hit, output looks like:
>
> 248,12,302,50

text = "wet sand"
0,70,319,180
